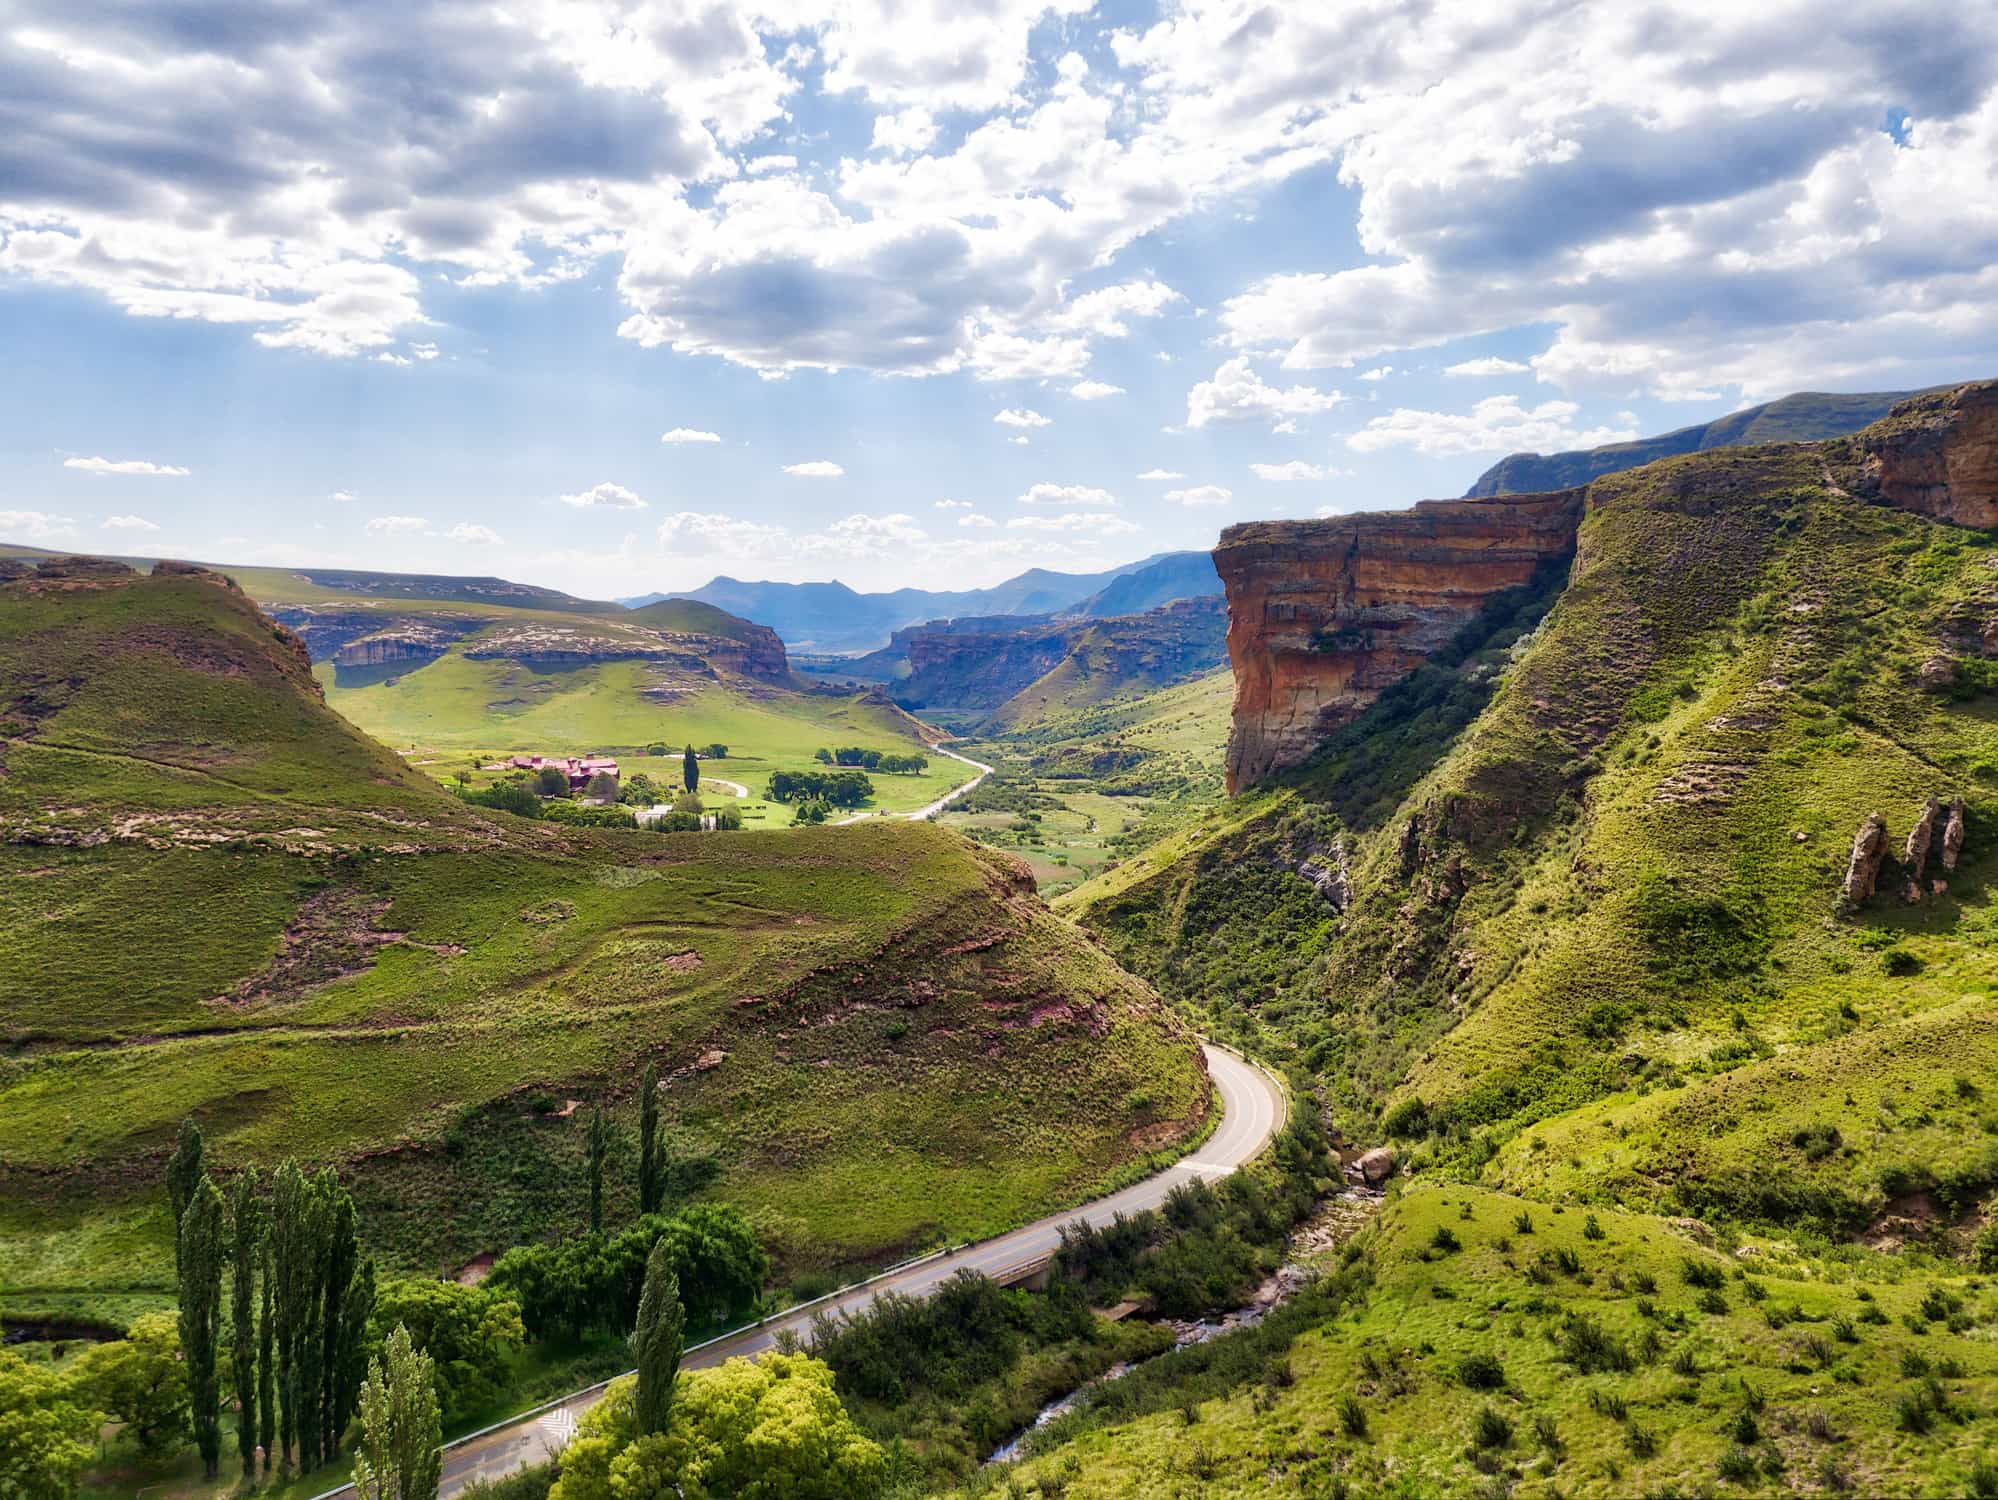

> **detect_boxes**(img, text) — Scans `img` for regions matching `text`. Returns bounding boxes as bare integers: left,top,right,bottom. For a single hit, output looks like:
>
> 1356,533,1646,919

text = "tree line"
765,768,874,808
816,746,928,773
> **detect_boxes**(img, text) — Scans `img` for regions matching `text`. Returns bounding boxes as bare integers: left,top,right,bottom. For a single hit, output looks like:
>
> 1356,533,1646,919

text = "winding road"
834,744,993,826
323,1042,1283,1499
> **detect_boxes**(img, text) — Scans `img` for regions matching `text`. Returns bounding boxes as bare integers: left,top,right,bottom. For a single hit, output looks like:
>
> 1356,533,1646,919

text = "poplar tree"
335,1256,377,1457
632,1238,684,1437
269,1160,309,1472
320,1181,358,1459
682,745,700,793
230,1167,263,1480
178,1175,227,1479
296,1176,331,1472
351,1325,441,1500
638,1063,662,1217
586,1106,613,1234
166,1119,205,1262
259,1236,277,1478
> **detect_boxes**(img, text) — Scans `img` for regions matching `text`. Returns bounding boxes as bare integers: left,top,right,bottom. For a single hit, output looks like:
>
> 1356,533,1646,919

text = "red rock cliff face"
1858,380,1998,527
1217,493,1584,792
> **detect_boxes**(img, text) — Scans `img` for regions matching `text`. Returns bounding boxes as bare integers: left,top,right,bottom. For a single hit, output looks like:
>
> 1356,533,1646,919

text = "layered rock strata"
1857,380,1998,527
1217,493,1583,791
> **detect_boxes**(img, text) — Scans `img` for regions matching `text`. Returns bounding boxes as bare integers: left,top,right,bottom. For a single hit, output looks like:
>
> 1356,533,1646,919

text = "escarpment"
1221,381,1998,793
1217,492,1584,791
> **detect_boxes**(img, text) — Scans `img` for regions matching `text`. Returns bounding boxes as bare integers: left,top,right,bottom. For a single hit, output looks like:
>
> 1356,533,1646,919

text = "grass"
0,569,1208,1322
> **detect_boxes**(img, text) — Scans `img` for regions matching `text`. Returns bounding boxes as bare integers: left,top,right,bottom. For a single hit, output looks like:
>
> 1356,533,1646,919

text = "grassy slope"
989,1184,1998,1499
0,570,1206,1319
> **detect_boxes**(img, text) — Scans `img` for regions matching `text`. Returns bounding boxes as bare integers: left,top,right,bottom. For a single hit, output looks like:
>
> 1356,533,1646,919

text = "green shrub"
1681,1257,1725,1290
1472,1406,1514,1450
1458,1352,1506,1390
1337,1394,1368,1439
1431,1226,1462,1253
1718,1446,1759,1484
1559,1314,1635,1374
1626,1421,1657,1458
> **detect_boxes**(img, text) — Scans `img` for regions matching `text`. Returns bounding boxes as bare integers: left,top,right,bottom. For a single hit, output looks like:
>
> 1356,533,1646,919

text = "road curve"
369,1043,1283,1499
834,744,993,826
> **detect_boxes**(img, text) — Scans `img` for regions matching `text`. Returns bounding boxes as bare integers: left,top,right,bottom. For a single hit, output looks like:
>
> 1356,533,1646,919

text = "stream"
987,1187,1381,1466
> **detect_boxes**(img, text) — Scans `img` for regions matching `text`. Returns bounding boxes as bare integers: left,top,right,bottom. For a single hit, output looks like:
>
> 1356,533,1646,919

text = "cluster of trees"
485,1204,765,1345
765,769,873,808
815,747,927,774
369,1279,524,1424
1052,1094,1333,1319
647,742,726,760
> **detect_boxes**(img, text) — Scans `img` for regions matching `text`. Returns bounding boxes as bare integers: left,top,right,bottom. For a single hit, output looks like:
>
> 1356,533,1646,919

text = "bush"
1472,1405,1514,1450
1718,1446,1759,1483
1681,1257,1726,1290
1626,1421,1657,1458
1337,1394,1368,1439
369,1279,525,1422
1896,1391,1932,1434
1431,1226,1462,1254
1458,1352,1506,1390
1558,1314,1635,1374
465,781,543,818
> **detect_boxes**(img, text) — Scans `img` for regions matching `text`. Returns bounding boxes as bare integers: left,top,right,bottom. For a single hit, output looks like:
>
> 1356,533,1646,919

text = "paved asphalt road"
346,1042,1282,1498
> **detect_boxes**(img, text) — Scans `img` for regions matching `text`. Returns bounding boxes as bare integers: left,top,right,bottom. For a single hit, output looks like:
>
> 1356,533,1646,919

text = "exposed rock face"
1902,795,1941,900
1858,380,1998,527
465,621,788,681
1841,812,1889,909
1298,836,1352,911
333,625,466,669
1217,493,1584,791
33,555,136,579
1943,798,1967,872
0,559,31,582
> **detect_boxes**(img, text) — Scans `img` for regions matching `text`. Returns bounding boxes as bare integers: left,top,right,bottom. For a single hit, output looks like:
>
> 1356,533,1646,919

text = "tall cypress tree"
632,1238,684,1437
297,1176,331,1473
586,1106,612,1234
336,1256,377,1453
270,1160,308,1473
638,1063,661,1217
320,1183,359,1459
259,1236,277,1478
166,1119,205,1267
230,1167,264,1480
179,1175,227,1479
682,744,700,793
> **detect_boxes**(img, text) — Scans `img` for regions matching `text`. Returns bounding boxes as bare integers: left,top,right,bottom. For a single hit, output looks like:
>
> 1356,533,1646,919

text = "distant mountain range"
1464,387,1940,496
623,550,1223,653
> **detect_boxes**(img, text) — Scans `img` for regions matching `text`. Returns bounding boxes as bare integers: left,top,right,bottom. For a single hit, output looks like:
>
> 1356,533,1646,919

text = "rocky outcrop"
1841,812,1889,909
1857,380,1998,527
1217,493,1584,791
333,624,466,669
1298,836,1352,911
1901,795,1941,901
1943,799,1967,872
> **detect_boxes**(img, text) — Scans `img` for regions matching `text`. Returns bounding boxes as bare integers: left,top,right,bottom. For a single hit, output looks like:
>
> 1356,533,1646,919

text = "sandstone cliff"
1852,379,1998,527
1218,494,1583,791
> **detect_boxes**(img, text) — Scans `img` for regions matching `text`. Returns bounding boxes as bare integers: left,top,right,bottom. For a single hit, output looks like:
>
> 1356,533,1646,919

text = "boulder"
1942,798,1967,872
1903,794,1941,883
1840,812,1888,910
1356,1146,1397,1185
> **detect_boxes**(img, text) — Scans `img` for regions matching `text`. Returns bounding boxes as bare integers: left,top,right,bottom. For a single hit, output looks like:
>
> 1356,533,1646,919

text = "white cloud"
994,408,1051,428
660,428,721,444
1020,482,1115,507
1164,484,1233,506
934,498,974,509
1445,357,1532,377
1249,461,1334,481
746,154,797,175
411,342,440,361
1007,435,1030,446
658,511,790,558
1007,511,1139,535
365,515,428,535
1359,367,1394,382
560,482,647,510
102,513,159,530
958,512,996,528
1049,281,1183,338
447,522,503,545
1185,358,1343,430
0,510,77,539
1136,468,1185,481
871,107,938,155
373,352,412,366
63,456,189,477
782,460,845,478
330,490,356,502
1347,397,1641,456
1067,380,1125,400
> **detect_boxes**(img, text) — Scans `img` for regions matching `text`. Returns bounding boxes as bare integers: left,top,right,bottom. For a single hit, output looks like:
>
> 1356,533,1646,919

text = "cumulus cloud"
658,510,790,558
330,490,356,502
448,522,503,544
1068,380,1125,400
934,498,974,509
746,154,798,175
102,513,159,530
1347,397,1640,456
1048,281,1183,338
1020,482,1115,507
1446,357,1531,377
958,512,996,527
782,460,845,478
660,428,722,444
1164,484,1233,506
871,107,938,155
1186,358,1343,429
1250,461,1334,481
365,515,429,535
561,482,647,510
1359,367,1394,382
64,456,189,477
0,510,77,539
1136,468,1185,480
994,408,1051,428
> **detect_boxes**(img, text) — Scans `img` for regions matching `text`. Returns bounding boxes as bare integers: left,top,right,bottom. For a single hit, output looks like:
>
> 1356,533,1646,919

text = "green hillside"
0,564,1208,1327
1015,397,1998,1493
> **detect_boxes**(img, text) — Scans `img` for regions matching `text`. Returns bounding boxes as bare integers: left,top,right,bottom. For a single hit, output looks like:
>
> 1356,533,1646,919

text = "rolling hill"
0,557,1209,1326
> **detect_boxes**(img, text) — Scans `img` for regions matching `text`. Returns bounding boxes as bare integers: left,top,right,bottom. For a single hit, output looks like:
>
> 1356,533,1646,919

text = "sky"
3,0,1996,599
